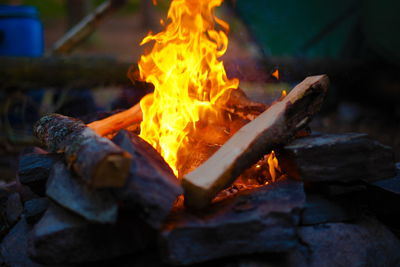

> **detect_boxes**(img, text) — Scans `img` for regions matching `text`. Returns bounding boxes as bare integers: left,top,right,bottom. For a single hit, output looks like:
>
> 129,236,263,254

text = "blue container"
0,5,44,57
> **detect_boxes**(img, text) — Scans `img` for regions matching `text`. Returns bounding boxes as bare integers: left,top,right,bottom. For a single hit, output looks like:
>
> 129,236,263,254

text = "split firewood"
34,114,132,188
183,75,329,209
87,101,143,136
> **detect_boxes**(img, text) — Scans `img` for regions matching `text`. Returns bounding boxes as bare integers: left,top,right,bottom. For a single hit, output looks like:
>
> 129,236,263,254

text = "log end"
92,152,132,188
182,179,211,210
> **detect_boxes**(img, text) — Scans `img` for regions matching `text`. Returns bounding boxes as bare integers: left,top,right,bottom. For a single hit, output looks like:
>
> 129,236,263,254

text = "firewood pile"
1,76,400,267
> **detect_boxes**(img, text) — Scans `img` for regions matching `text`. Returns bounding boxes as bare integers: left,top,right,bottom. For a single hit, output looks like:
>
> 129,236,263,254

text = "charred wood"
112,130,182,229
34,114,132,188
160,179,305,265
279,133,396,183
46,162,118,224
183,75,329,209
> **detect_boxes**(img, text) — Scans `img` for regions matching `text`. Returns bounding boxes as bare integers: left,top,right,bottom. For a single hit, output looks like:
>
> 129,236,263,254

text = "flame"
138,0,238,176
272,69,279,80
267,150,280,182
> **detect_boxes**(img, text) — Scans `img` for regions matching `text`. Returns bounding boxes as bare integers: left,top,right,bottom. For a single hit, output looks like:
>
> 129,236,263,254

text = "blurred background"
0,0,399,182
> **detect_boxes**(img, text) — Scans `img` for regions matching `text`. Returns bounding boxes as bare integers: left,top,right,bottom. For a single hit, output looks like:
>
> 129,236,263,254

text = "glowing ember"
137,0,280,181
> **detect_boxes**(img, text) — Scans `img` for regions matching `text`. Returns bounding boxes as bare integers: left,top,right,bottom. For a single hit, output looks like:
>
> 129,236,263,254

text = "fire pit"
1,0,400,266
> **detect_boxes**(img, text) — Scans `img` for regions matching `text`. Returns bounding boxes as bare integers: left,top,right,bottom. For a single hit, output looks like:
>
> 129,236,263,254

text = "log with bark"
183,75,329,209
33,114,132,188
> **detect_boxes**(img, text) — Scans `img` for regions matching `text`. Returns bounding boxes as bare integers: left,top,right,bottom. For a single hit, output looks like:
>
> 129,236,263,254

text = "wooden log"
112,130,182,229
0,56,146,89
87,87,262,138
88,101,143,136
183,75,329,209
160,179,305,265
46,162,118,224
34,114,132,188
279,133,396,183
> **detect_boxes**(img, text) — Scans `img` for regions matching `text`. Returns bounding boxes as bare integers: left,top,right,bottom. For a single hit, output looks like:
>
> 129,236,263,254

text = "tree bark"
33,114,131,188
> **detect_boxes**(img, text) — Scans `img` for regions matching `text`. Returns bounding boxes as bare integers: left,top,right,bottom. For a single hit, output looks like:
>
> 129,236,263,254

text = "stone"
160,179,305,265
279,133,396,183
301,194,361,225
0,218,42,267
112,130,183,229
288,217,400,267
29,204,153,265
5,192,23,226
18,153,60,196
46,162,117,224
24,198,49,225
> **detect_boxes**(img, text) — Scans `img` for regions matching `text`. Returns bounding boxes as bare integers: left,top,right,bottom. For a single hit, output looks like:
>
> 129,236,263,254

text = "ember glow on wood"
183,75,329,209
87,101,143,136
34,114,132,188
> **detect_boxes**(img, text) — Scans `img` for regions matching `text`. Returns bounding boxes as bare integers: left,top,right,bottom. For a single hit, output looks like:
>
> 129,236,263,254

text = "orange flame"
138,0,239,176
272,69,279,80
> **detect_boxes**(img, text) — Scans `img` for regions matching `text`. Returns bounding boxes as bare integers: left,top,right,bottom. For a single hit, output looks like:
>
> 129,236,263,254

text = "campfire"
1,0,400,266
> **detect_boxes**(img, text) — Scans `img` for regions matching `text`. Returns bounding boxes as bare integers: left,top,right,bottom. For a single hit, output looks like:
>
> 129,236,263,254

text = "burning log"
112,130,183,229
279,133,396,183
46,162,118,224
33,114,132,188
160,179,305,265
87,101,143,136
87,87,265,137
183,75,329,209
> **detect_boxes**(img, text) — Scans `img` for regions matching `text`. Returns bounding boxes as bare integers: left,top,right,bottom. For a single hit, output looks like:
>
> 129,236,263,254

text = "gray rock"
46,162,117,224
215,218,400,267
301,195,361,225
288,217,400,267
18,153,60,196
112,130,183,229
24,198,49,225
280,133,396,183
0,218,42,267
29,204,153,265
5,192,23,226
160,179,305,265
